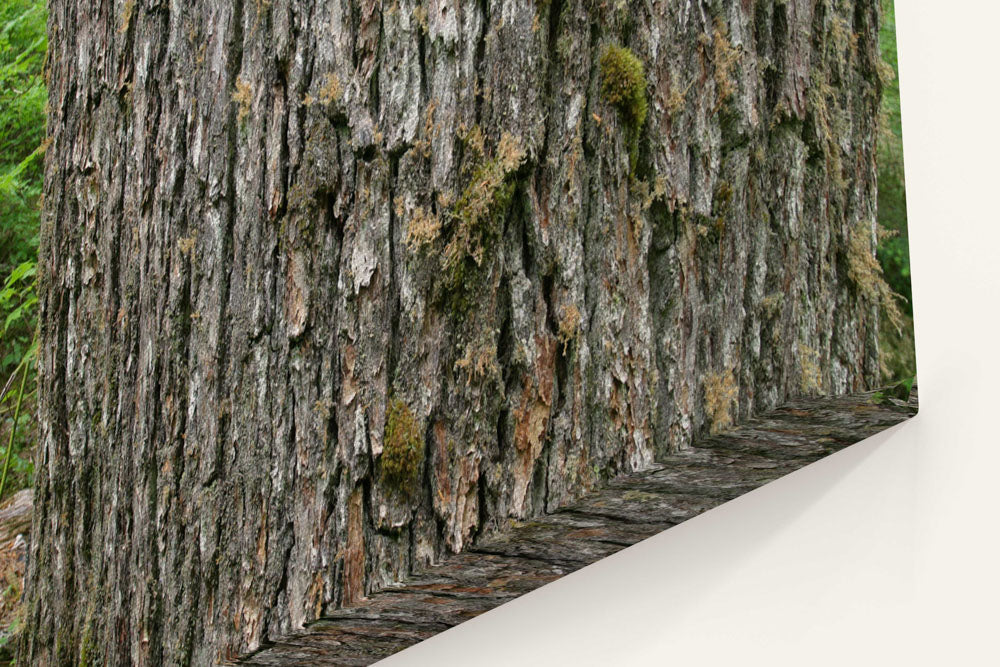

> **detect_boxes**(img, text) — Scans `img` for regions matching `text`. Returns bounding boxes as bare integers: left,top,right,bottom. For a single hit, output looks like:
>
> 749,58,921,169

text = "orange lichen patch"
342,488,366,605
284,250,310,338
341,344,358,407
256,507,268,572
430,421,481,552
306,571,325,617
414,98,438,158
431,420,451,510
319,72,342,104
511,335,556,515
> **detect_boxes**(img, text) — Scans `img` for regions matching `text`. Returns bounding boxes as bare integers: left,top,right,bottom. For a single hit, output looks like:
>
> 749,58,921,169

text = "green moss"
382,399,424,492
439,133,525,315
78,628,95,667
599,45,648,171
713,180,733,207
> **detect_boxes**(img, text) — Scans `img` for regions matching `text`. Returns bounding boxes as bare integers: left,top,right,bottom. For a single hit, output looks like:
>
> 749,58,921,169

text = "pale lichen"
454,339,499,385
304,72,342,107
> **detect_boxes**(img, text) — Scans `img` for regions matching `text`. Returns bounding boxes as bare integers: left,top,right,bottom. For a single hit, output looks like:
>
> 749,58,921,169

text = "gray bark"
24,0,884,663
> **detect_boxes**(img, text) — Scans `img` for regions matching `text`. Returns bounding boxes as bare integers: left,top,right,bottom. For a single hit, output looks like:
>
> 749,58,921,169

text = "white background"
383,1,999,664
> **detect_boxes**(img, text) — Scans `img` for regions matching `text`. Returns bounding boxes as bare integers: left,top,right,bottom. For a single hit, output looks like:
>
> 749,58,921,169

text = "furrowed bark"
24,0,885,663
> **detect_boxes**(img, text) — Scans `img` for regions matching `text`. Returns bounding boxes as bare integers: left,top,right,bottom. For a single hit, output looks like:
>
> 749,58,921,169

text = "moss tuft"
599,45,648,170
382,399,424,492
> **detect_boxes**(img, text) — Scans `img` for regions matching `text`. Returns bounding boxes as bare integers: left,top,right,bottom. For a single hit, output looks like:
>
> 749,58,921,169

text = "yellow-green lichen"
711,20,738,112
232,77,253,123
557,303,582,352
704,368,738,434
439,132,525,313
120,0,135,34
382,399,424,492
798,344,823,394
847,220,904,334
599,45,648,171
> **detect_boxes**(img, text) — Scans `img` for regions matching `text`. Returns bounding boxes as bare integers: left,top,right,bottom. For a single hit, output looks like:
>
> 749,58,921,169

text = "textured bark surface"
237,390,918,666
25,0,885,663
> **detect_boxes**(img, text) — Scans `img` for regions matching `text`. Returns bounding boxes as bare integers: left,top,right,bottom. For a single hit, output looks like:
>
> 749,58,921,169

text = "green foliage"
872,375,915,405
0,0,45,500
381,399,424,493
876,0,910,309
875,0,916,383
599,45,648,171
1,0,45,272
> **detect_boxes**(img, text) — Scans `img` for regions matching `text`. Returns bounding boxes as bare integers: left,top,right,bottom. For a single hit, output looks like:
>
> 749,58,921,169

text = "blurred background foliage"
877,0,917,383
0,0,45,503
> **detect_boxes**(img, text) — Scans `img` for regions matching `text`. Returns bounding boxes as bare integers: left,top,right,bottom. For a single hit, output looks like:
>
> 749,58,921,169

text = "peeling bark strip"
238,391,918,666
25,0,886,663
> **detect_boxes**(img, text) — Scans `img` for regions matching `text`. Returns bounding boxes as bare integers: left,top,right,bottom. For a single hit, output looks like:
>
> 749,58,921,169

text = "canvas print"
0,0,916,663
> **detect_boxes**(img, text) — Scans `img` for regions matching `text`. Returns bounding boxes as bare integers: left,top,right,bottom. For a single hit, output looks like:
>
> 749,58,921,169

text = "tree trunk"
23,0,884,663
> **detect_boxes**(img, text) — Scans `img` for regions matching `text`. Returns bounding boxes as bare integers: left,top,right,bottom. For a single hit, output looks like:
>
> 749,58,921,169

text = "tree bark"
24,0,884,663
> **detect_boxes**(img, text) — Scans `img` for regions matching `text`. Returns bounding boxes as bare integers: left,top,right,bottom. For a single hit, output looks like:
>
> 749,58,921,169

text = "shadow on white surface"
382,417,921,667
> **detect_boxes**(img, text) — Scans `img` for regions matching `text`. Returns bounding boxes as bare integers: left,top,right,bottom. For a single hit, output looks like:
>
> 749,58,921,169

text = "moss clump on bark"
440,132,525,313
599,45,648,170
382,400,424,492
